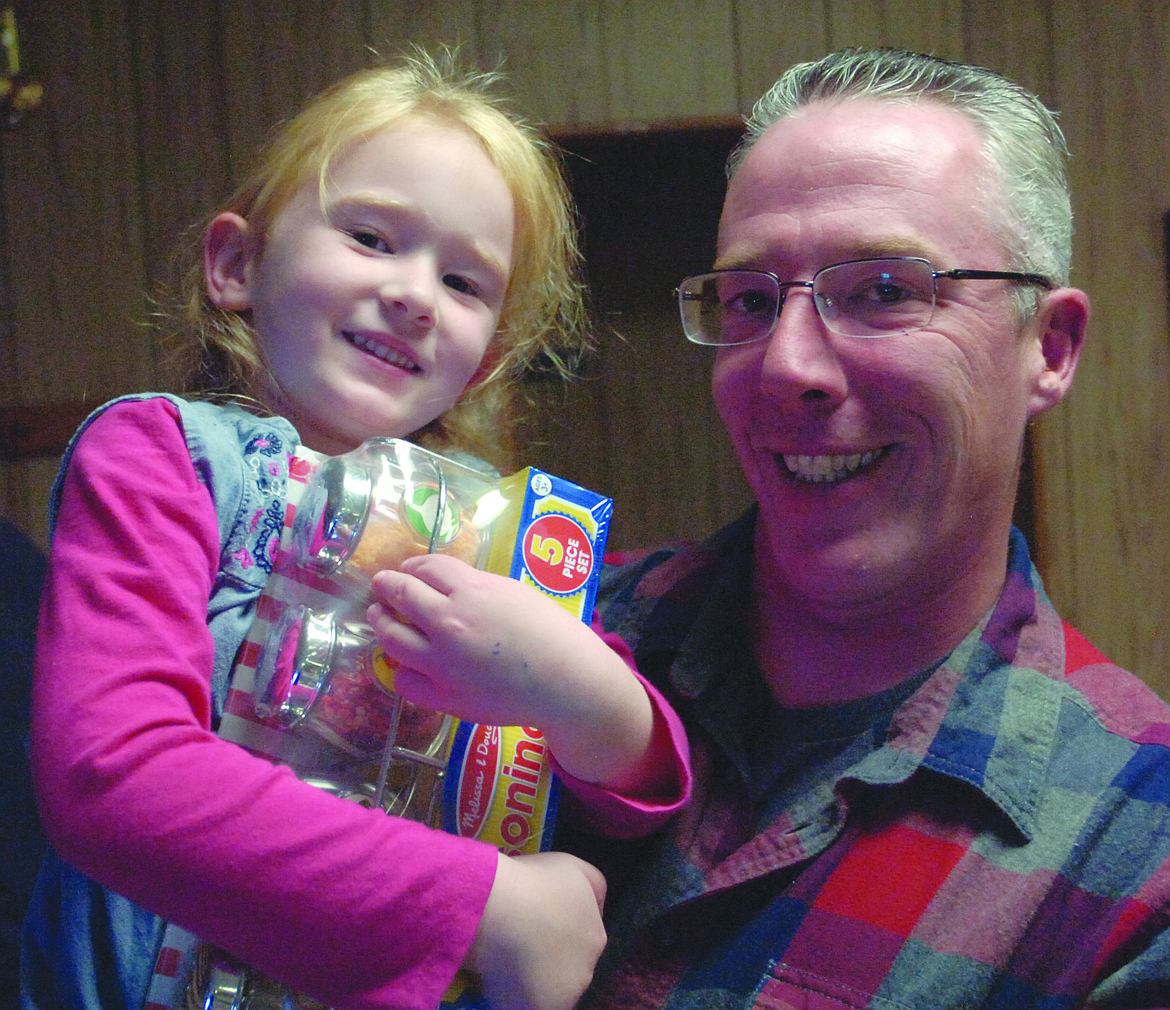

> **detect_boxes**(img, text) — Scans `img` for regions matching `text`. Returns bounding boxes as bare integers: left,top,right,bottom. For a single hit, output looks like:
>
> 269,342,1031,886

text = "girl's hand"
368,554,588,727
366,554,659,791
466,850,607,1010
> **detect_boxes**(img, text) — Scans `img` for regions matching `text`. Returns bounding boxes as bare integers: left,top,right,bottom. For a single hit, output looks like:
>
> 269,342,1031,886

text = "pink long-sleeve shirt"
32,397,688,1010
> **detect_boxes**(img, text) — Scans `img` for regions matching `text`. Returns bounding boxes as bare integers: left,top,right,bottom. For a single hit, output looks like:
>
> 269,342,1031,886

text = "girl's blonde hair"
179,48,588,469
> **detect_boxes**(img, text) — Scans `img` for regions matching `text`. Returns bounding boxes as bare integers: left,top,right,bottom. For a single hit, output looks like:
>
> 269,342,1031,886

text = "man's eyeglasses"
677,257,1053,346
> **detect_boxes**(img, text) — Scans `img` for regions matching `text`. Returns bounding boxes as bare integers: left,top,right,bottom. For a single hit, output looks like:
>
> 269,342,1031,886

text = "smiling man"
570,48,1170,1009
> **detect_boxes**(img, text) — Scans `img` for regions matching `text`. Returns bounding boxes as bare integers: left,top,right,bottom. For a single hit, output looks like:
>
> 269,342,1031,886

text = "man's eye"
727,289,777,315
868,281,910,304
843,276,926,307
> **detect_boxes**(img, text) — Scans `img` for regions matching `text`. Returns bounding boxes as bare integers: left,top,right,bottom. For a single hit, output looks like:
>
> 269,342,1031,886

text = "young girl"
22,52,688,1010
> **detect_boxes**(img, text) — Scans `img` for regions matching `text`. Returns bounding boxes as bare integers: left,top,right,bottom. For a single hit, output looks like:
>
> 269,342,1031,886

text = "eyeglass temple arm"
938,268,1053,289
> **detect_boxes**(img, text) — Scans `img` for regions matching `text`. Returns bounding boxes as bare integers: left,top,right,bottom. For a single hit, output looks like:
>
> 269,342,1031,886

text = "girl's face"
210,118,515,454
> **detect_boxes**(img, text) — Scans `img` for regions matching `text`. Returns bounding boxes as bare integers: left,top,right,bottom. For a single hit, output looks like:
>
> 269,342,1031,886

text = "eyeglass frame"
676,256,1055,346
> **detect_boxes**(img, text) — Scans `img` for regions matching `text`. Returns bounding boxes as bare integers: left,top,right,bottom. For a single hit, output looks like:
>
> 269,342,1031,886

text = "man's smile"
781,447,888,483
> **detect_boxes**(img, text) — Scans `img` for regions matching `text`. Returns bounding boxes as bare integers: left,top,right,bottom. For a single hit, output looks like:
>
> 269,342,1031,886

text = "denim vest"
21,394,299,1010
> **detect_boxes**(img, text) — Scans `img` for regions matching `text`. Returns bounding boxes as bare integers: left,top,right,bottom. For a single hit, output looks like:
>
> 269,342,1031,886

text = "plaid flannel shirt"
573,509,1170,1009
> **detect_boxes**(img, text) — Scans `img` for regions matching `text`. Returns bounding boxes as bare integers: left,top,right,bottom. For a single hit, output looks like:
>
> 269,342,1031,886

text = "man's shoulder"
593,513,752,663
598,511,753,623
1059,621,1170,748
600,540,718,602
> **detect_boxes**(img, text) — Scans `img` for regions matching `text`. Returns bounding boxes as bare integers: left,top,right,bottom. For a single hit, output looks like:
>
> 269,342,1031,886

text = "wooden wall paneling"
130,0,233,382
960,0,1054,102
824,0,886,47
477,1,746,550
958,0,1057,570
1053,3,1133,651
823,0,964,56
25,456,57,548
519,308,754,554
593,0,739,125
0,0,158,547
477,0,612,128
519,125,754,551
590,309,754,552
365,0,484,61
731,0,832,114
7,0,153,406
218,0,372,183
467,0,743,130
1,8,52,538
0,457,58,549
1045,4,1170,693
0,76,24,407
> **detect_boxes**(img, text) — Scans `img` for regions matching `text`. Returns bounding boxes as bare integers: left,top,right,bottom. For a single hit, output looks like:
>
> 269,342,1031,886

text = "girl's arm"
367,554,691,827
34,400,599,1010
469,849,606,1010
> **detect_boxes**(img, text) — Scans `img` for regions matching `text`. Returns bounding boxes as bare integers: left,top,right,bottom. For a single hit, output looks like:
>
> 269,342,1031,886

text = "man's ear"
204,212,256,311
1027,287,1089,418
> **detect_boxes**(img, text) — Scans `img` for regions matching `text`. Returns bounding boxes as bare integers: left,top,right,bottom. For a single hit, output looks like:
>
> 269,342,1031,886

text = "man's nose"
758,287,848,407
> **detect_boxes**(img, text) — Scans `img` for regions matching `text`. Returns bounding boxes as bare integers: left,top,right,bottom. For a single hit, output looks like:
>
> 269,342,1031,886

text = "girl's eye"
443,274,480,298
350,230,392,253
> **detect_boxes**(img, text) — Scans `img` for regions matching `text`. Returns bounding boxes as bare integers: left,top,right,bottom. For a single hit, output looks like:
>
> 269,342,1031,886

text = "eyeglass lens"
680,258,939,344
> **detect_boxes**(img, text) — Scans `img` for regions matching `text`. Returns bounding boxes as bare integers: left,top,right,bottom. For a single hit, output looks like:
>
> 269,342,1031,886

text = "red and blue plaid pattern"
575,511,1170,1009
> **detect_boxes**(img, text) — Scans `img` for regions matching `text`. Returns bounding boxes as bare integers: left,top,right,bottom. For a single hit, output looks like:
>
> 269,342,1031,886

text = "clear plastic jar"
291,440,494,591
253,603,452,762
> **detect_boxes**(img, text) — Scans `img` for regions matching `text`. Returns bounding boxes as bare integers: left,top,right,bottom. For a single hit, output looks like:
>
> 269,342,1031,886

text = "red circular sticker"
523,514,593,594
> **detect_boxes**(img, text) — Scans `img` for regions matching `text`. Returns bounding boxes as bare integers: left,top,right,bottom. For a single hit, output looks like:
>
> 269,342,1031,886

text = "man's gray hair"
729,48,1073,306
